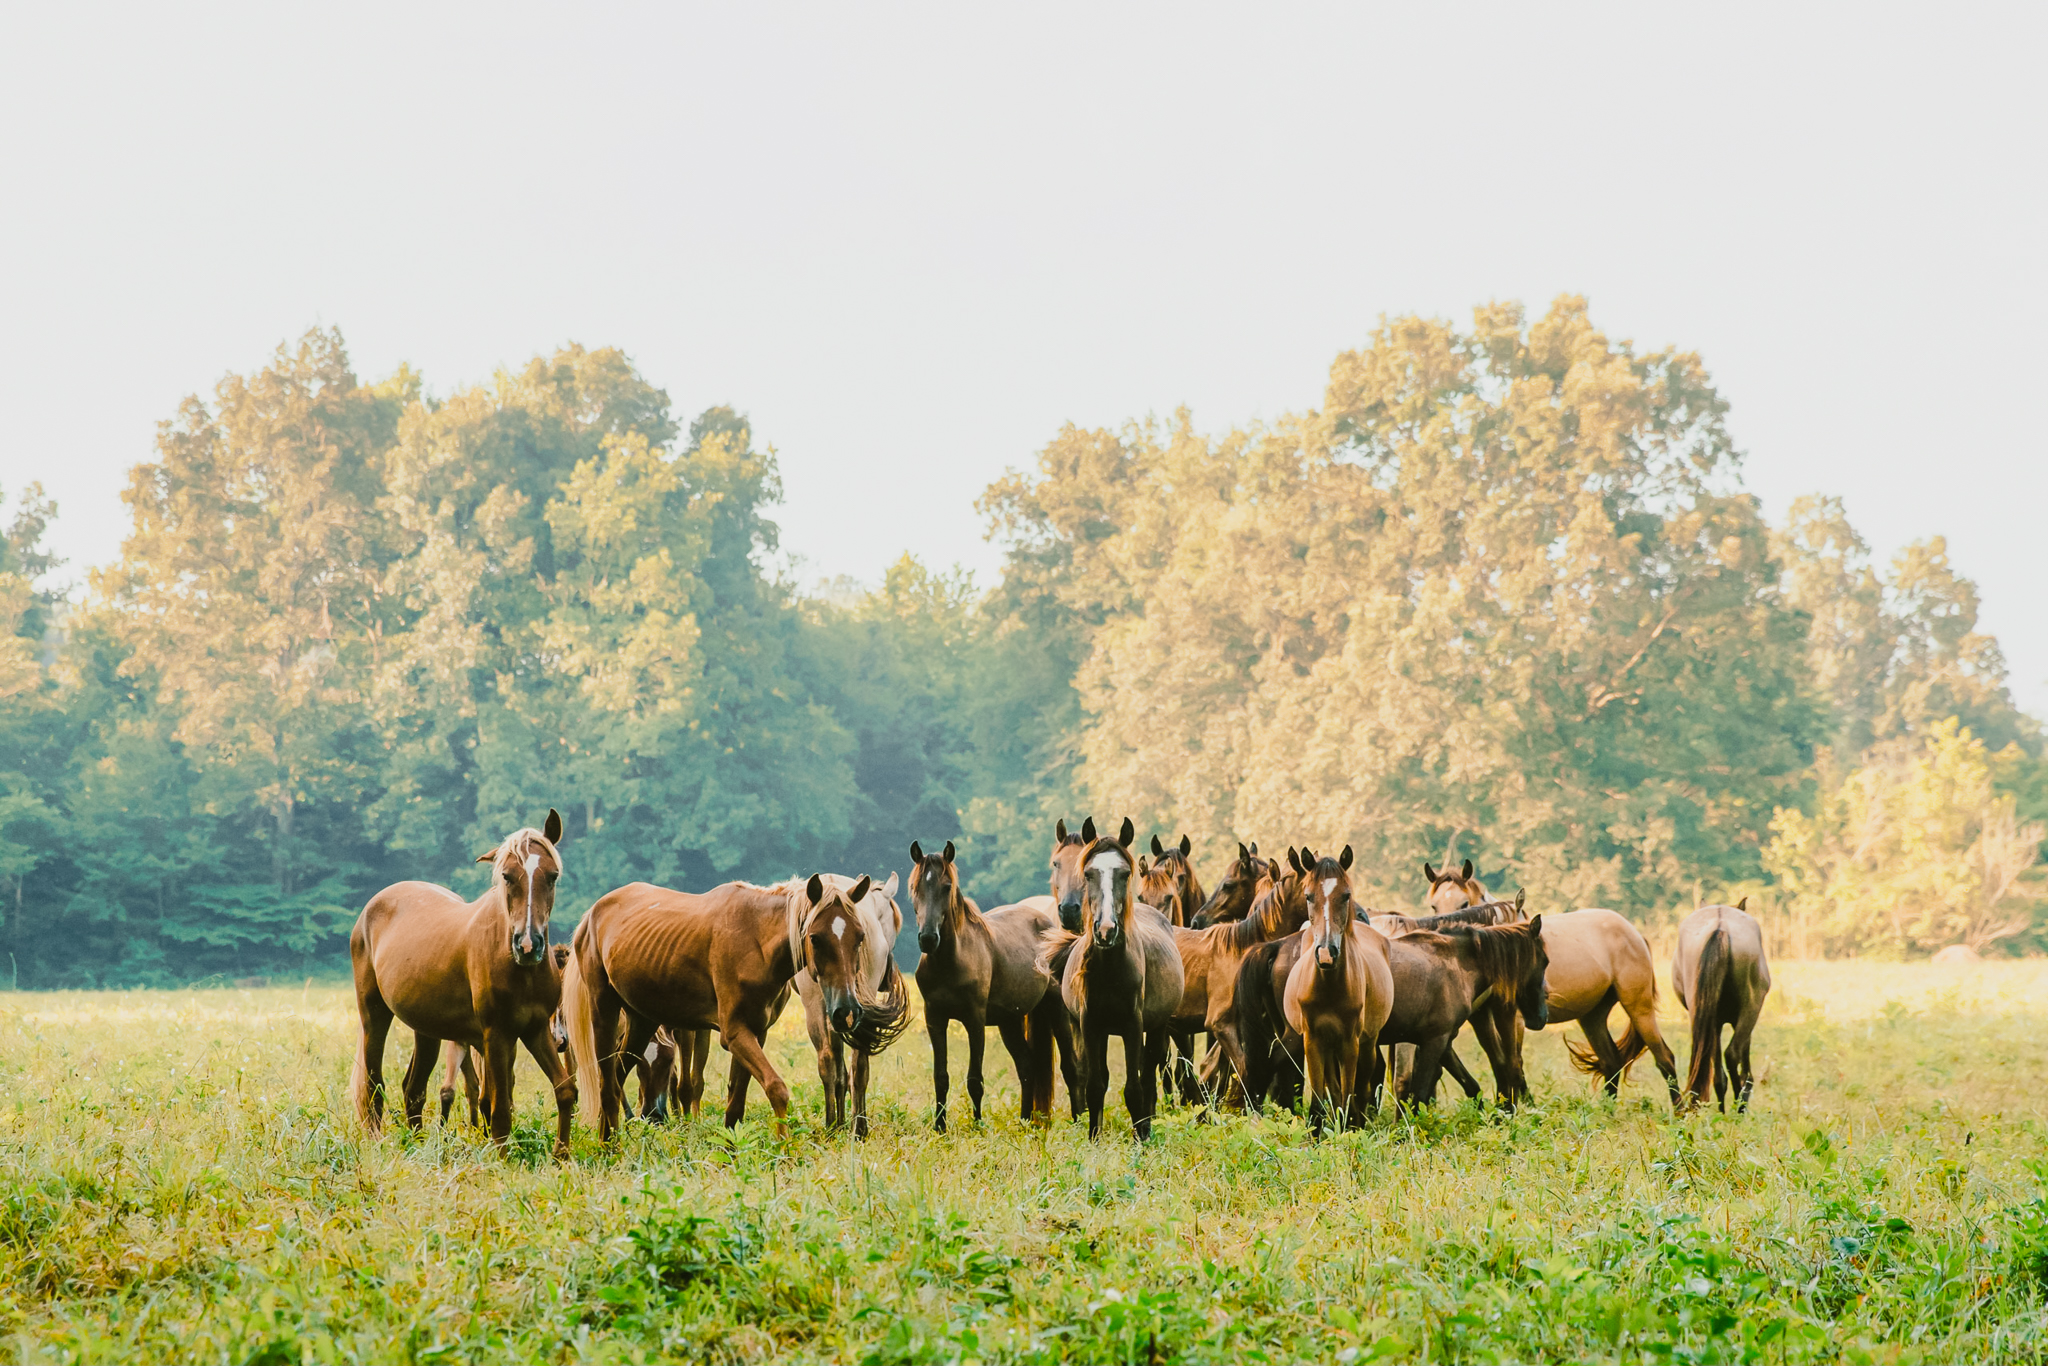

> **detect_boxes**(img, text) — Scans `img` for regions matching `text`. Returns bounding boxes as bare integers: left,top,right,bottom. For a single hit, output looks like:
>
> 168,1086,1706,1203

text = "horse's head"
1298,845,1355,969
1517,916,1550,1029
1423,858,1484,915
797,872,908,1049
1049,818,1097,932
908,840,960,953
1464,916,1551,1031
1077,818,1137,950
1190,841,1259,928
475,808,564,967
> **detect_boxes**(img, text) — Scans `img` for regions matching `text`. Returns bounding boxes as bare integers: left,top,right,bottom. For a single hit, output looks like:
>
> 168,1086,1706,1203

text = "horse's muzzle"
1092,927,1123,951
918,930,941,953
510,935,550,967
832,1004,860,1036
1059,898,1083,933
1315,943,1340,969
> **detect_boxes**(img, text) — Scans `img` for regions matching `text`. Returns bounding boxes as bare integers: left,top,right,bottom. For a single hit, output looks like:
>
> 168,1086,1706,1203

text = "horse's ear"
1080,817,1096,843
543,808,563,844
881,870,899,898
847,874,872,904
1339,845,1353,869
1118,817,1135,848
910,840,925,865
1286,847,1302,874
1528,914,1543,937
942,840,955,865
1460,858,1474,881
1238,842,1252,864
1423,862,1439,883
805,873,826,905
1151,833,1165,857
1248,840,1258,856
1736,895,1748,912
1137,855,1150,874
1179,833,1191,858
1515,888,1526,913
1055,819,1068,843
476,850,496,864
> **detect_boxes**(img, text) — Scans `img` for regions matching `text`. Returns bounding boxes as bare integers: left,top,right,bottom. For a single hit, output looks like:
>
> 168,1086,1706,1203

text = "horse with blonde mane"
350,810,576,1157
562,873,907,1138
796,872,913,1135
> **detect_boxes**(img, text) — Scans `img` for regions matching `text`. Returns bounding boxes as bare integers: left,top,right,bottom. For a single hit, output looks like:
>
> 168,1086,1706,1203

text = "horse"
1280,847,1394,1133
561,873,908,1139
1672,898,1771,1112
1036,818,1185,1140
1423,859,1490,915
1512,908,1683,1106
796,872,912,1136
350,811,577,1157
1368,917,1550,1108
1167,852,1310,1105
1189,843,1264,929
909,840,1077,1128
1137,833,1205,929
438,944,576,1128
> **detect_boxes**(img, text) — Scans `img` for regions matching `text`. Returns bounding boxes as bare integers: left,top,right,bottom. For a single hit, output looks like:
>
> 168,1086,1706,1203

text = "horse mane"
1225,873,1302,950
485,827,560,884
1439,921,1544,1005
1380,899,1519,934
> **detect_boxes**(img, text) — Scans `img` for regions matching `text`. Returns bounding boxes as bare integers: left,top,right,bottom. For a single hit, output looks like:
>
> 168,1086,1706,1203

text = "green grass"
3,962,2047,1363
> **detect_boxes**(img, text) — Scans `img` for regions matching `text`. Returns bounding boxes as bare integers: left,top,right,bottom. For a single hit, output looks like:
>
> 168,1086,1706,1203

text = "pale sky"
3,5,2043,715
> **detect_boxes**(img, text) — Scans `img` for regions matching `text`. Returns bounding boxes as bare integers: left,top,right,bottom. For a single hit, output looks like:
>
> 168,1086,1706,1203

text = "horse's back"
982,899,1058,1015
1536,908,1656,1017
1673,903,1770,1010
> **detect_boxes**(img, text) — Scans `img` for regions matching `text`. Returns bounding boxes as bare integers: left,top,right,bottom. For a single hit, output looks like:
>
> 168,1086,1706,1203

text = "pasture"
3,962,2046,1364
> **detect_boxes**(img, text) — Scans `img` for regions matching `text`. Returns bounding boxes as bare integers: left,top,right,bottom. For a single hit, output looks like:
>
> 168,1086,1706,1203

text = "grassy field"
3,961,2047,1364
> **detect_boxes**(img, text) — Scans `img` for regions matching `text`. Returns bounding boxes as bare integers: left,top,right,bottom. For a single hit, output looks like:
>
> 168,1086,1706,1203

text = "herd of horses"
349,811,1774,1154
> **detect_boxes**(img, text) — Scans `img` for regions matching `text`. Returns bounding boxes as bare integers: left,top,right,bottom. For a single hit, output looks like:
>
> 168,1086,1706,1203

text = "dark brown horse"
1280,847,1394,1132
562,874,907,1139
1037,818,1185,1140
1189,844,1266,929
1672,899,1771,1112
1379,887,1528,1104
1167,852,1309,1104
351,811,577,1157
909,840,1076,1128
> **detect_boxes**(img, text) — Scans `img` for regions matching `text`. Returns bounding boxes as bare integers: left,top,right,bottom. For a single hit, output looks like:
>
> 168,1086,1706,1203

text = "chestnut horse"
910,840,1076,1128
351,811,576,1157
1137,833,1205,928
1167,851,1309,1104
1423,859,1489,915
796,872,913,1135
1672,899,1771,1112
437,947,573,1126
1188,843,1264,929
1280,847,1394,1133
1037,819,1186,1140
562,874,907,1139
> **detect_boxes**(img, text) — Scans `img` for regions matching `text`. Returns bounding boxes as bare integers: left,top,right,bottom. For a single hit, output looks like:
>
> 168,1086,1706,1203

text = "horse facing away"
910,840,1077,1128
1280,847,1394,1133
1672,899,1771,1112
351,811,576,1158
796,872,913,1136
563,873,907,1139
1038,818,1185,1140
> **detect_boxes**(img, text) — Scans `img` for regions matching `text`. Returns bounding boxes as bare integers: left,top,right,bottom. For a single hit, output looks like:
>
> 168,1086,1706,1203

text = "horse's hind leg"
352,989,395,1133
997,1017,1036,1120
438,1040,463,1125
1053,1008,1083,1120
1437,1033,1484,1101
1575,999,1628,1098
400,1032,442,1131
1121,1027,1154,1141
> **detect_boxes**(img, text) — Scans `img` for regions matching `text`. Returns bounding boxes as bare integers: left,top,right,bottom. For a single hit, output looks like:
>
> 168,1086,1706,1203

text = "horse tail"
1565,1016,1650,1079
1233,947,1278,1111
561,921,604,1129
349,1026,375,1130
1683,922,1731,1108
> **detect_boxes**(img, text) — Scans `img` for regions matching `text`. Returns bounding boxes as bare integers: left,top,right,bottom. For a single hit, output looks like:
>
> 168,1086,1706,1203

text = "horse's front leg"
927,1011,952,1133
850,1045,872,1139
963,1007,988,1123
520,1023,577,1160
1083,1020,1111,1139
722,1023,790,1133
481,1029,519,1148
1122,1027,1154,1141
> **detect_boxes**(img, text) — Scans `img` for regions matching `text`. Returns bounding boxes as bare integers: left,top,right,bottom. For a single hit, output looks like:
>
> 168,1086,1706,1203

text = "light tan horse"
795,872,913,1135
1672,898,1771,1112
350,811,577,1157
1423,859,1489,915
1536,908,1682,1106
1281,847,1395,1133
1037,818,1186,1140
562,874,907,1139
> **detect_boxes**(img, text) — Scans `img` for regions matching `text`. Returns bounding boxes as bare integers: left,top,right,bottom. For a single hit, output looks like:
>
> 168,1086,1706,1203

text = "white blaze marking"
831,917,846,940
524,853,541,877
1321,878,1336,897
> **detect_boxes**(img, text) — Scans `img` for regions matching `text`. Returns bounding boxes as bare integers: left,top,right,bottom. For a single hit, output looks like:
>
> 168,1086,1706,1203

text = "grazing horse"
351,811,576,1157
1672,899,1771,1112
1189,843,1263,929
1530,909,1683,1106
1281,847,1394,1133
1138,834,1206,928
562,874,908,1139
797,872,912,1136
1037,818,1185,1140
909,840,1076,1128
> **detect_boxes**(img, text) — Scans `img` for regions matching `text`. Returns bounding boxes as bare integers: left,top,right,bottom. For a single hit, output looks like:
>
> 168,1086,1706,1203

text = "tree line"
1,299,2042,986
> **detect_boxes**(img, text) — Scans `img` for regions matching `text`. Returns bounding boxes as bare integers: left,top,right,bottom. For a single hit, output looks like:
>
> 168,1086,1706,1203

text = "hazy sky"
4,6,2043,715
